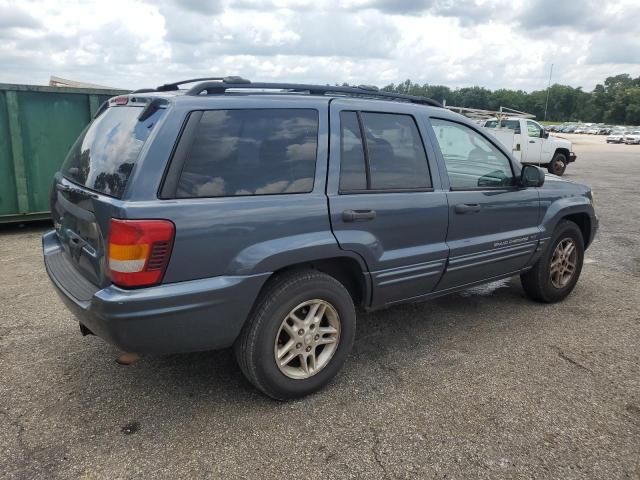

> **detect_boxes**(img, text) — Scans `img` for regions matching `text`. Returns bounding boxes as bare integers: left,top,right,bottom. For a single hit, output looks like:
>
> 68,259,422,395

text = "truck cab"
482,117,576,176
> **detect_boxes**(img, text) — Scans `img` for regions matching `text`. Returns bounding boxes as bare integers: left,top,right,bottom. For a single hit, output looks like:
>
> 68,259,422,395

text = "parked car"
587,126,608,135
561,125,577,133
43,78,598,400
574,125,590,134
606,130,627,143
624,130,640,144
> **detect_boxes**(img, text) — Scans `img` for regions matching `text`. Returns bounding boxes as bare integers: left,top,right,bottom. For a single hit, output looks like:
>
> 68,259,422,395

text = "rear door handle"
529,140,536,143
342,209,376,222
454,203,481,214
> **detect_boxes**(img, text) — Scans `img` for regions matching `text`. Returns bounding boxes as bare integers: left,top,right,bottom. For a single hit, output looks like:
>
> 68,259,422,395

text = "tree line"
379,74,640,125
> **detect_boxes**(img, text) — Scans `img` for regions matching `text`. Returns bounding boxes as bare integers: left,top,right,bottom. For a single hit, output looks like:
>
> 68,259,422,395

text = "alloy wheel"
550,238,577,288
274,299,341,379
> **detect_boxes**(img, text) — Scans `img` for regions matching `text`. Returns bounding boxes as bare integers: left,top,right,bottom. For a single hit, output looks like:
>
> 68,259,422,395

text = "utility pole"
544,63,554,121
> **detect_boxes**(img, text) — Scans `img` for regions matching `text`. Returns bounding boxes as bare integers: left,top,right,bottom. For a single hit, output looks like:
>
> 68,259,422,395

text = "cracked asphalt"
1,134,639,479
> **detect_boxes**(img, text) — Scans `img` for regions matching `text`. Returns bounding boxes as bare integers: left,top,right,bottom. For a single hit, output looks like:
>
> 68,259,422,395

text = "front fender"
539,195,594,239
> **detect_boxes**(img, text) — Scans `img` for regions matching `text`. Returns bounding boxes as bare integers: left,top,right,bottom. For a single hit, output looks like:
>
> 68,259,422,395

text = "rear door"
50,102,165,287
427,117,540,290
327,101,449,307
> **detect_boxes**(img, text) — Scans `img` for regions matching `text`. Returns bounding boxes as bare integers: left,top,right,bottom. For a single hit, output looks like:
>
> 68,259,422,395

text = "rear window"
176,109,318,198
485,119,520,132
61,106,163,198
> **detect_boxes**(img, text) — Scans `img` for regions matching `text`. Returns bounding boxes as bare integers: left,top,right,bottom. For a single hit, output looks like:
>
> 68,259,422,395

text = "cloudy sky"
1,0,639,92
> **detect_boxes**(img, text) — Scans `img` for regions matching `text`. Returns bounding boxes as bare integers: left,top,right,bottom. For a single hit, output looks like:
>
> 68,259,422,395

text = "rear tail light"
107,219,175,288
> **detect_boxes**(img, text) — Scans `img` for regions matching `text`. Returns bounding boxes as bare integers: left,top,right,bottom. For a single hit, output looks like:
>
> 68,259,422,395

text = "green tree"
379,73,640,124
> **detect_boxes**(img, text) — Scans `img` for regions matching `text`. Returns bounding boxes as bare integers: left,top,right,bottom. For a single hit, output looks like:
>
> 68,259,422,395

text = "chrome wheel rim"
553,158,565,174
274,299,341,380
550,238,577,289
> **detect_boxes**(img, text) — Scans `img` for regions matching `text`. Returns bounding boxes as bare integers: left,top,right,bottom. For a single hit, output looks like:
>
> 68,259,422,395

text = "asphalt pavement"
1,134,638,479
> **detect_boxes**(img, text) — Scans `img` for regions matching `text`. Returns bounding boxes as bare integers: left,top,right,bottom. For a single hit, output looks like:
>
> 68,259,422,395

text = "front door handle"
454,203,481,214
343,209,376,222
529,140,536,143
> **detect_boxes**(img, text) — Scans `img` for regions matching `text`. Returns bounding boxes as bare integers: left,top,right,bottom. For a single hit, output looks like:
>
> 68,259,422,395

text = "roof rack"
155,76,250,92
446,105,535,120
181,79,442,107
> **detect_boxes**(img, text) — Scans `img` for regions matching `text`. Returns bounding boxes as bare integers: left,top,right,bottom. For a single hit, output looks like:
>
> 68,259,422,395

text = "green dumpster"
0,83,128,224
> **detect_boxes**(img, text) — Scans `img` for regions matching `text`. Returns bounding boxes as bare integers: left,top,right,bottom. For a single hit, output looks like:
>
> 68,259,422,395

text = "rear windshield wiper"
56,183,98,199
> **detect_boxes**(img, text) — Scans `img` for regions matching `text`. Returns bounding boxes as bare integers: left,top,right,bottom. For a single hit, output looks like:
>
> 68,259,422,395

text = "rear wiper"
56,183,98,199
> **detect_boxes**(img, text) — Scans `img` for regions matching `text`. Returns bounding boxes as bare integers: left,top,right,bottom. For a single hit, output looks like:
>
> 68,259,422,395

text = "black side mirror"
521,165,545,187
542,130,549,138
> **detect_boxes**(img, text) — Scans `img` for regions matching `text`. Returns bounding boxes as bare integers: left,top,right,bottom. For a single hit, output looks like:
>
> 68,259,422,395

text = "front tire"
521,220,584,303
548,152,567,176
234,270,356,400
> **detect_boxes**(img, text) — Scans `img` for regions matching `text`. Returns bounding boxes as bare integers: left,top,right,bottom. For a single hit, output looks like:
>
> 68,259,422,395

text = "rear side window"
61,106,163,198
339,111,431,192
176,109,318,197
361,113,430,190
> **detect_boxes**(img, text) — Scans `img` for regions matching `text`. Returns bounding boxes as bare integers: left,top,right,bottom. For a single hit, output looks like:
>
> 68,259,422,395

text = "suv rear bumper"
43,231,269,354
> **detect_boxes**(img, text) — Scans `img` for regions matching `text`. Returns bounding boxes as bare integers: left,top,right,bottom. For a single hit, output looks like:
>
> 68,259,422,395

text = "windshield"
61,106,164,198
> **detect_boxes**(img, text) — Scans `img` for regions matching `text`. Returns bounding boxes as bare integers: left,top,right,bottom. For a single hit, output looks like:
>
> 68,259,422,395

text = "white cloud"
1,0,639,91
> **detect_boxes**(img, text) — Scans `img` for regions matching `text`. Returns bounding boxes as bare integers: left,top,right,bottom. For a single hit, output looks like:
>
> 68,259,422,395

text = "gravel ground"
1,134,639,479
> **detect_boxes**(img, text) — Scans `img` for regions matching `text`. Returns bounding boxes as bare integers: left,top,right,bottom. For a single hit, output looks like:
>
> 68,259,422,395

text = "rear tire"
234,270,356,400
548,152,567,176
521,220,584,303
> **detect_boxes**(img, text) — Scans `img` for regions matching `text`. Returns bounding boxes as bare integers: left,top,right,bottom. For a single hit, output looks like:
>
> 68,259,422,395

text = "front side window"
338,111,431,192
527,120,543,138
430,118,515,189
177,109,318,197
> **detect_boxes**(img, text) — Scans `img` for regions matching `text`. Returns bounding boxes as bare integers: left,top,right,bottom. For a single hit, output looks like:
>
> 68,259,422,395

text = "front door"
526,120,544,165
327,102,449,307
428,117,541,290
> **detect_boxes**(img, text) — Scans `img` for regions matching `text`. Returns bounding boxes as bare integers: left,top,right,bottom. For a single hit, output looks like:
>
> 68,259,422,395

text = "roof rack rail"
155,76,250,92
183,80,442,107
446,105,535,120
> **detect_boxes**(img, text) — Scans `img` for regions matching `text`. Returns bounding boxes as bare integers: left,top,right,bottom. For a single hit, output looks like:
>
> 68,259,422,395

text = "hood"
542,173,590,194
551,136,573,149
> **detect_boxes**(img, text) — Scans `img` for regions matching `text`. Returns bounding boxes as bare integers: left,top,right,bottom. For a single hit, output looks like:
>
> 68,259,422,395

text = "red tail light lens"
111,95,129,105
107,219,175,288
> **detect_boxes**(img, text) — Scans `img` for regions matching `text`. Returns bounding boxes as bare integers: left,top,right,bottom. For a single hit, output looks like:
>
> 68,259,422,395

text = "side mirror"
542,130,549,138
521,165,545,188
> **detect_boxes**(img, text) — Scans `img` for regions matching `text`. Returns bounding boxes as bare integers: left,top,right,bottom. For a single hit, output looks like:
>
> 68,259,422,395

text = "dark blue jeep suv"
43,78,598,399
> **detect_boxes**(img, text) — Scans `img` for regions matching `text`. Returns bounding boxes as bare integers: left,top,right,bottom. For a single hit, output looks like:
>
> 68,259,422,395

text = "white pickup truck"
481,117,576,176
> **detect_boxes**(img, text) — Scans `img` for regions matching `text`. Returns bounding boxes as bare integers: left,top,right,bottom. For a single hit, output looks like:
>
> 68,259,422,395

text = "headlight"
588,190,595,208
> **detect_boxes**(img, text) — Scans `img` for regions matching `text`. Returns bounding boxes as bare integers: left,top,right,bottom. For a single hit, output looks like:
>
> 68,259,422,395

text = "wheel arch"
540,198,595,249
561,212,592,247
253,256,371,309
